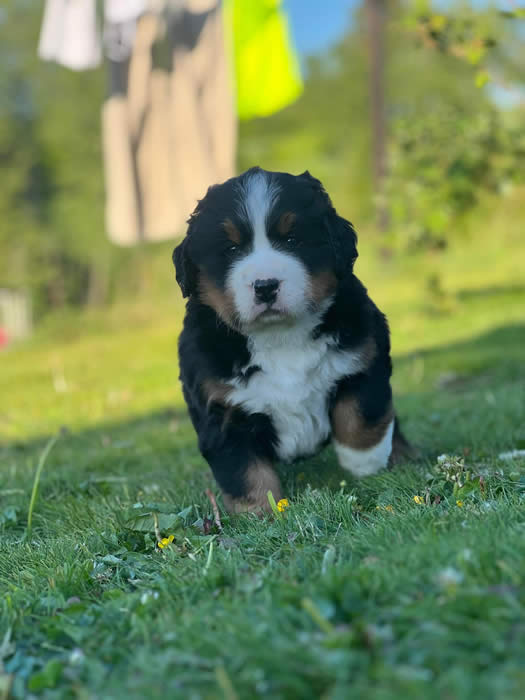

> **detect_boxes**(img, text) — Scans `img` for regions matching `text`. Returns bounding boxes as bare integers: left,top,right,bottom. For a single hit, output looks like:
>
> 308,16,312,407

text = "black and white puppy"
173,167,410,513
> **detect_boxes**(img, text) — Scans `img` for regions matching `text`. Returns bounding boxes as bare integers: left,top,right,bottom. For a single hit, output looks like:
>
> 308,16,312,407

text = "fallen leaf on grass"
119,504,193,533
28,659,63,692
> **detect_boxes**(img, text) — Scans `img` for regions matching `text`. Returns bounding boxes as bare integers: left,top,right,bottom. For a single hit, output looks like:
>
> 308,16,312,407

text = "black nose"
254,278,280,304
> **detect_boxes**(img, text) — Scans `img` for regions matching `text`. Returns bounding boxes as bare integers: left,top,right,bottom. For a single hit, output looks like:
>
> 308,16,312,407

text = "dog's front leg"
198,411,283,514
219,458,283,515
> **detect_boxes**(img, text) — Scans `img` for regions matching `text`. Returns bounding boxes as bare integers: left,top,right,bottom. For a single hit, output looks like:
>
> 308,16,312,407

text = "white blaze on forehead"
236,171,280,250
228,170,312,324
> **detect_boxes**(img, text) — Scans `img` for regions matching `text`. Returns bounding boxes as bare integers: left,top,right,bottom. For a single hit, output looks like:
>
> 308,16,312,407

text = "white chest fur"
228,318,367,461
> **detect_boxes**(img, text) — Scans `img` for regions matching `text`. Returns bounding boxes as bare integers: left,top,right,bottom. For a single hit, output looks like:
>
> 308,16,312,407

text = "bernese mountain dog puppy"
173,167,411,514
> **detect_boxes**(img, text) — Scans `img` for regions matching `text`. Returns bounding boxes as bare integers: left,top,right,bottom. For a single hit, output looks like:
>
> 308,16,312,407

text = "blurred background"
1,0,524,440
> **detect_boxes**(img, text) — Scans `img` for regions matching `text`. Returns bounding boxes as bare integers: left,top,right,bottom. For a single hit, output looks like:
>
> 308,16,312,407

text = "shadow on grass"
2,323,525,498
394,322,525,389
1,406,192,456
456,283,525,301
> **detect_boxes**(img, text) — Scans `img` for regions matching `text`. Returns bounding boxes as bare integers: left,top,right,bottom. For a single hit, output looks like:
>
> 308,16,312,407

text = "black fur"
298,170,358,278
173,168,409,510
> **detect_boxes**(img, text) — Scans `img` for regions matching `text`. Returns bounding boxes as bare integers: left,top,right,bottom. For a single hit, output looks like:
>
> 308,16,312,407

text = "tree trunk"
366,0,389,231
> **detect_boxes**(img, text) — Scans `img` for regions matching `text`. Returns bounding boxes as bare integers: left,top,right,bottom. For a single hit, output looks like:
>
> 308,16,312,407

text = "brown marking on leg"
201,378,232,409
223,218,241,245
200,378,236,430
309,269,338,305
332,396,394,450
277,211,296,235
199,274,237,327
222,461,283,515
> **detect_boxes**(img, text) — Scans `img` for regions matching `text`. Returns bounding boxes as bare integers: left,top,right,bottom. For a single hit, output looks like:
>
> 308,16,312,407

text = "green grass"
1,204,525,699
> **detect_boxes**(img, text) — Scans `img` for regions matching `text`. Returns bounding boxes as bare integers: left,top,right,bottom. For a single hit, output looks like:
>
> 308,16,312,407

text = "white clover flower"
437,566,464,588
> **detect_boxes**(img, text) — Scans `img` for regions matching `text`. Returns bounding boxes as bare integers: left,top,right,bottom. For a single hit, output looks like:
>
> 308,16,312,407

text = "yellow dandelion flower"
456,500,464,507
158,534,175,549
375,505,394,512
413,495,424,505
277,498,290,512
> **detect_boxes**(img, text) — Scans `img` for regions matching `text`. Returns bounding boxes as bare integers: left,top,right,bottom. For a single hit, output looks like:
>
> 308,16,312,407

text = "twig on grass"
205,488,223,531
152,512,162,544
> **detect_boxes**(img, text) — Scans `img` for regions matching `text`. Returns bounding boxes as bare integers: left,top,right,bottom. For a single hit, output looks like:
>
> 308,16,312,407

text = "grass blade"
26,435,59,540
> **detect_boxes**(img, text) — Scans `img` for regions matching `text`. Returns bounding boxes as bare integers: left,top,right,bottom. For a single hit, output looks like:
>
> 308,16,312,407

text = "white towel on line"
38,0,147,70
38,0,102,71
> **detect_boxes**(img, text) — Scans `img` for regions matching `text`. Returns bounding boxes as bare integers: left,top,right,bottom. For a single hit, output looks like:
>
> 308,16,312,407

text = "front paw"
222,461,283,514
222,494,274,515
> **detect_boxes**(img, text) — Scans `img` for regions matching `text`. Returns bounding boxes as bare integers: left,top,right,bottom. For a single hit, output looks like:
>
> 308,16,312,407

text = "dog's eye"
227,243,239,254
286,235,297,247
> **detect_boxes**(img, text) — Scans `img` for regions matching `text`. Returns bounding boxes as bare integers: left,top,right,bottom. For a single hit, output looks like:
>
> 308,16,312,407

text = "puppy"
173,168,410,513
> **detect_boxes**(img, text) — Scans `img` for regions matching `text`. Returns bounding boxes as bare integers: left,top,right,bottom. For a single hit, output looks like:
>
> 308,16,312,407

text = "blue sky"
284,0,359,56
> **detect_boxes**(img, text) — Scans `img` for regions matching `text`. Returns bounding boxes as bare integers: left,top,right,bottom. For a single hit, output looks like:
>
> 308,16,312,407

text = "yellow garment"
223,0,303,120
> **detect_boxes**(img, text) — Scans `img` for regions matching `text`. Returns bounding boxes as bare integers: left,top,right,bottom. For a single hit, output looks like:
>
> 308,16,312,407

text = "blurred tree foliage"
0,0,109,318
242,1,525,249
387,1,525,249
0,1,523,319
386,103,525,251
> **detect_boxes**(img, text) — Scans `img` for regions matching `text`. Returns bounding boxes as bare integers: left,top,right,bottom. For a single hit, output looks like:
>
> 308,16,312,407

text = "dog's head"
173,167,358,329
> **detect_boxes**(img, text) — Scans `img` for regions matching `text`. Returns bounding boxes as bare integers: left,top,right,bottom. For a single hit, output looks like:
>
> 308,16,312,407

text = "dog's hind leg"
330,371,395,477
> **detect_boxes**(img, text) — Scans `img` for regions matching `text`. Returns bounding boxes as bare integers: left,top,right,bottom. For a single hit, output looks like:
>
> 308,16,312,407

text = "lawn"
1,204,525,699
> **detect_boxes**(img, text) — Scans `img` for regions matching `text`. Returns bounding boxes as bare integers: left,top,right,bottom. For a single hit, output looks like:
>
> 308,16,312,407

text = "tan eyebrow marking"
277,211,296,235
223,218,241,245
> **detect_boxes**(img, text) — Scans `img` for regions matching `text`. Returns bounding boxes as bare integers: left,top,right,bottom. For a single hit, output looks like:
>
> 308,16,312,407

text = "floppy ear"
172,237,198,298
299,170,358,279
325,211,358,279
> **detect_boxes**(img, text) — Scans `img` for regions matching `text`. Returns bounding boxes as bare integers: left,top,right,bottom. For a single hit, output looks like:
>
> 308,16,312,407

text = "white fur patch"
227,312,370,461
229,171,310,325
334,420,394,477
236,170,280,249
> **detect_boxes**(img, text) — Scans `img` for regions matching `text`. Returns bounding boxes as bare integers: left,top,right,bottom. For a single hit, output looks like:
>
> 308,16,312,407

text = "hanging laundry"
37,0,301,245
104,0,147,62
223,0,303,120
102,0,236,244
38,0,148,70
38,0,102,71
105,0,148,24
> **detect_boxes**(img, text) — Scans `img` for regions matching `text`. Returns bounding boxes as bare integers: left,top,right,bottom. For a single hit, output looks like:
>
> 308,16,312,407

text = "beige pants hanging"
103,1,236,245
